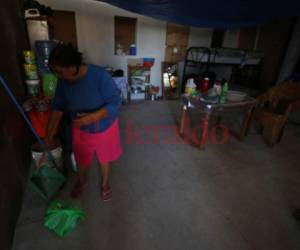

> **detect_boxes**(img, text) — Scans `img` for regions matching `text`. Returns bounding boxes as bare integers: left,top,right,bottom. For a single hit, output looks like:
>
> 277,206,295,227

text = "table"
179,95,257,149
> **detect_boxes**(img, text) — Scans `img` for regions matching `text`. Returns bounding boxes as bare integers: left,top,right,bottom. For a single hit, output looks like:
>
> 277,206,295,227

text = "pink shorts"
72,118,122,168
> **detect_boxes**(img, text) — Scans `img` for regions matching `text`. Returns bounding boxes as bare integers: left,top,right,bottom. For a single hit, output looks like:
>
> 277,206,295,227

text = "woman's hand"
44,134,54,147
73,113,97,127
73,108,109,127
44,110,64,146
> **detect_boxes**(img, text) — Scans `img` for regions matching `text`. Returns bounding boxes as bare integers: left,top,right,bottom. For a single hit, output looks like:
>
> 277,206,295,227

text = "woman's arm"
73,70,121,127
44,110,64,145
45,78,66,144
72,108,108,127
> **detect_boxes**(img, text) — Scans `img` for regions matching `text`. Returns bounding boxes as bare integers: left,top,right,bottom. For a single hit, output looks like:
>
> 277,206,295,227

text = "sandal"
71,183,86,199
101,186,112,202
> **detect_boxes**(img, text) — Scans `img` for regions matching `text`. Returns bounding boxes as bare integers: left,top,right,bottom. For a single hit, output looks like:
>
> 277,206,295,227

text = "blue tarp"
100,0,300,28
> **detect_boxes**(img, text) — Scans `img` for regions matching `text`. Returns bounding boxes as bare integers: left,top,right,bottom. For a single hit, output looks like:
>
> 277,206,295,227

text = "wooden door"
238,18,295,89
165,23,189,62
0,1,31,249
48,10,77,46
295,56,300,74
256,18,295,89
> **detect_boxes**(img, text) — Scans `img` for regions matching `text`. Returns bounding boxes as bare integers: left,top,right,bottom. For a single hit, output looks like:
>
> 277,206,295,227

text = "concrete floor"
13,101,300,250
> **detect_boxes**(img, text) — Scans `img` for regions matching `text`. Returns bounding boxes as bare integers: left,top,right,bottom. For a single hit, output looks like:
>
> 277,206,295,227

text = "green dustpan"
30,164,66,200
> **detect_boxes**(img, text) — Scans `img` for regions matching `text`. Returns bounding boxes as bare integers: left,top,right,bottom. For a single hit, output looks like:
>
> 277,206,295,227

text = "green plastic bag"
30,164,66,200
44,199,85,237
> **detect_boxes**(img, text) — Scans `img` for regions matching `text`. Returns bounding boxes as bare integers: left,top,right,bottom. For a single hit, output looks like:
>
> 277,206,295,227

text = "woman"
45,43,122,201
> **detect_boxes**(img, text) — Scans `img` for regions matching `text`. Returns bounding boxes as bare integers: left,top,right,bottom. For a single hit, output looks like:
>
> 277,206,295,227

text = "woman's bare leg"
77,165,88,186
100,162,112,188
100,162,112,201
71,165,88,198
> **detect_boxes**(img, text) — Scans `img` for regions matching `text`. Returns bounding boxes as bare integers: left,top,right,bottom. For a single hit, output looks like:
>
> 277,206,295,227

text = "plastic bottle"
219,82,229,104
116,44,123,55
129,44,136,55
201,77,210,94
213,79,222,96
191,88,198,98
185,78,196,96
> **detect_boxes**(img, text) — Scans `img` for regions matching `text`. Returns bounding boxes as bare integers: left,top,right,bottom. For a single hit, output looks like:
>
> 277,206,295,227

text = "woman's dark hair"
49,43,83,69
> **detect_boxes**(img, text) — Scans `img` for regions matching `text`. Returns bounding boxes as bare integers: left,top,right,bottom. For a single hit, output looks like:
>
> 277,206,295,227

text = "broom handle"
0,75,58,168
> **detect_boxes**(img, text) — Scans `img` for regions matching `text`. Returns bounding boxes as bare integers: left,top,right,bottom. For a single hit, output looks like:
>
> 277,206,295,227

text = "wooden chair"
253,80,300,146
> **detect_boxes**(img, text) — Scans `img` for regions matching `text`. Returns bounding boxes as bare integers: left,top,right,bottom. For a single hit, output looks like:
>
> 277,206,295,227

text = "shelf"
128,65,152,101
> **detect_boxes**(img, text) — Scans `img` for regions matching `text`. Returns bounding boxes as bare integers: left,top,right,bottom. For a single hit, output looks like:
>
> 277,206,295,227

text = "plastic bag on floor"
30,164,66,200
44,199,85,237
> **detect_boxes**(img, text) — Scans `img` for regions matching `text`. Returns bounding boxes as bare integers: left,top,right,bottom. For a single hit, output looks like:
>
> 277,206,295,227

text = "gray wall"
38,0,240,95
0,0,31,249
39,0,166,94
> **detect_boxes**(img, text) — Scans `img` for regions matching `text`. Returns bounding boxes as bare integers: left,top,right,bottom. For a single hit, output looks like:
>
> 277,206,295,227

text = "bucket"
28,110,51,138
31,141,63,168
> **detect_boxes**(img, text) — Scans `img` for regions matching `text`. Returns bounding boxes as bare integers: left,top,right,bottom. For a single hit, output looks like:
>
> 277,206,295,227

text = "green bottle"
220,82,229,104
191,88,198,98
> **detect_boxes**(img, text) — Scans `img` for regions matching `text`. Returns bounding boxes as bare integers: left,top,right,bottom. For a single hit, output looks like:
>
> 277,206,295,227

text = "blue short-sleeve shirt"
52,64,121,133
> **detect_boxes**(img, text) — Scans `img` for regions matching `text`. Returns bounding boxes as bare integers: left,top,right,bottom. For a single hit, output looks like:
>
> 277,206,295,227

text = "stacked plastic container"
35,40,57,74
35,40,58,98
22,41,59,139
24,50,40,97
143,58,155,67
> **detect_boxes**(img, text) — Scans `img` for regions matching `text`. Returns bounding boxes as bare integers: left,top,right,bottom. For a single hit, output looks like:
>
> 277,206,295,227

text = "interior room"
1,0,300,249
